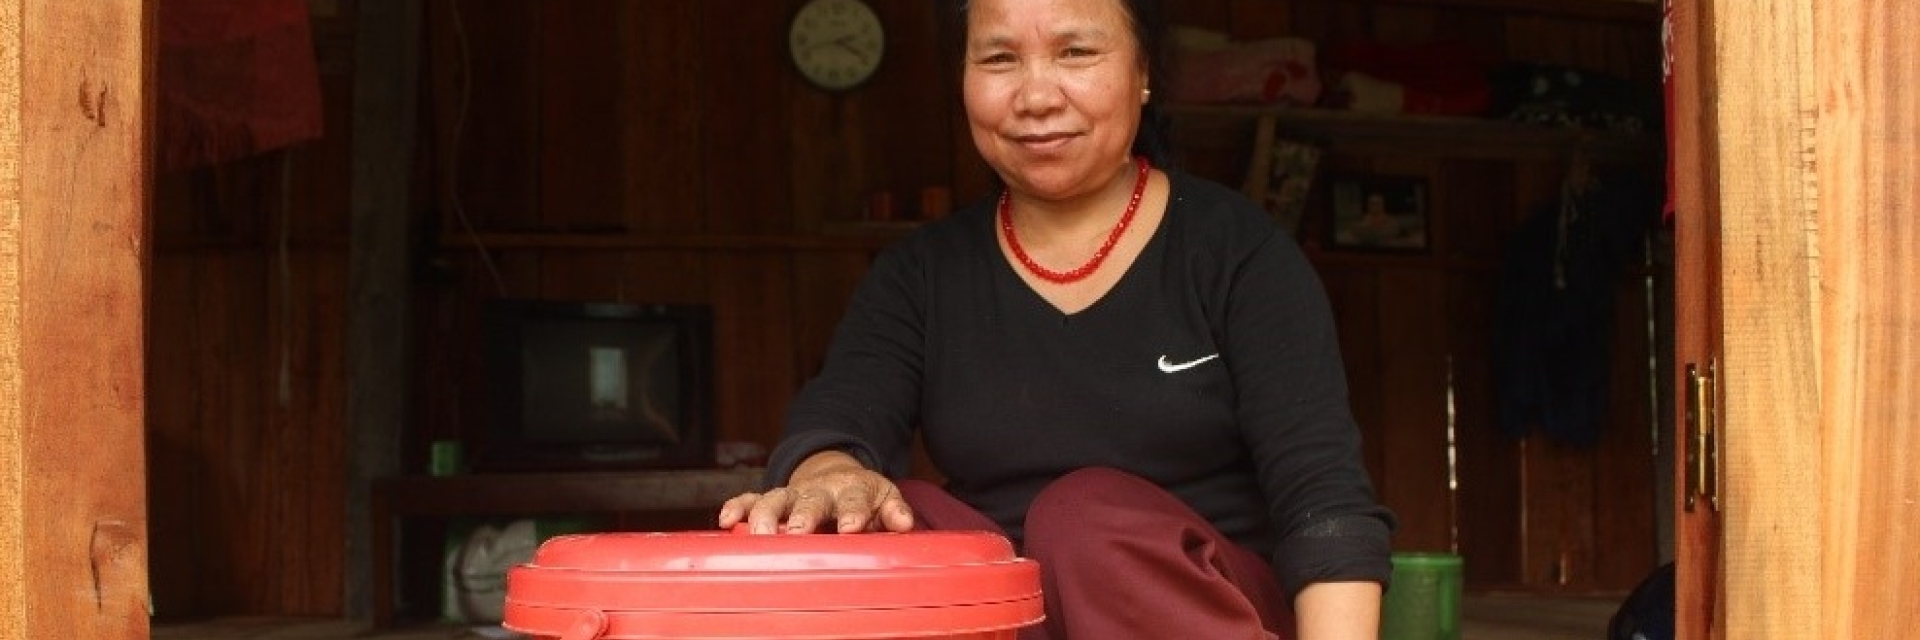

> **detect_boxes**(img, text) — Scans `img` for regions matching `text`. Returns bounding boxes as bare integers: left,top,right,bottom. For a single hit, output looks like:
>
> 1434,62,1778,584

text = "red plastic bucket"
502,528,1044,639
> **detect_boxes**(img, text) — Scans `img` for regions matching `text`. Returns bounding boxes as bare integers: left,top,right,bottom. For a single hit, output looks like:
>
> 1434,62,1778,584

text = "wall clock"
788,0,885,91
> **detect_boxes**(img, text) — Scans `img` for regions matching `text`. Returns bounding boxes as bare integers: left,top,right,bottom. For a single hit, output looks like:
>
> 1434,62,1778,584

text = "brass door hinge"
1685,360,1720,512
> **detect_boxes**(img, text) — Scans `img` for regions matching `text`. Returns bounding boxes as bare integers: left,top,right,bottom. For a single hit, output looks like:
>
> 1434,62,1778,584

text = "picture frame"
1258,138,1323,238
1328,175,1429,252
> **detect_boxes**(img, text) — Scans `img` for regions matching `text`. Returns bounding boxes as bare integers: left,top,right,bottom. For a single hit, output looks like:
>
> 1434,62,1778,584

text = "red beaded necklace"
999,157,1151,285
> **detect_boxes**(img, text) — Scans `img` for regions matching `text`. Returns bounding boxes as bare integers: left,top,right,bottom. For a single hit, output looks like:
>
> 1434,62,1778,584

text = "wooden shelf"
370,468,764,628
439,230,894,252
1165,105,1658,163
1372,0,1660,22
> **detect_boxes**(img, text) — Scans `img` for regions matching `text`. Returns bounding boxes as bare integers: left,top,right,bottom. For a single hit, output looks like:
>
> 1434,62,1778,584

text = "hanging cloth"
1491,167,1659,448
158,0,323,170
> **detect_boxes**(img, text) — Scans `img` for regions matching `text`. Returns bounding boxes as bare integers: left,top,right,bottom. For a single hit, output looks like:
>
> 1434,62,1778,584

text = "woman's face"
962,0,1148,202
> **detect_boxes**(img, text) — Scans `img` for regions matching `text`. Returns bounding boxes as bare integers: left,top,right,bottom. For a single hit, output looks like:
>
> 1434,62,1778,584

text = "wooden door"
1665,0,1721,637
0,2,152,640
1673,0,1920,637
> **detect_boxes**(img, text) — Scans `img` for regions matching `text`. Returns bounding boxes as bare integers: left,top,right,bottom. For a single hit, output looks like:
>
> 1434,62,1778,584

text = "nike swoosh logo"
1157,354,1220,373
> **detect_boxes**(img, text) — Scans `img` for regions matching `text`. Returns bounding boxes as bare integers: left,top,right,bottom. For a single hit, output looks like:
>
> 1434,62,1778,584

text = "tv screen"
478,299,714,471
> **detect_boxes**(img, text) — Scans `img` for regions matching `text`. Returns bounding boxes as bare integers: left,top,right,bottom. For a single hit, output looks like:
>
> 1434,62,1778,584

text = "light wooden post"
1685,0,1920,637
1806,0,1920,637
0,1,152,640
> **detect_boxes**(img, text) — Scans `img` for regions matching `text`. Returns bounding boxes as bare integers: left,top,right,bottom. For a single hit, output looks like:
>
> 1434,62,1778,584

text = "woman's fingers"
834,478,914,532
831,484,876,532
716,492,759,529
721,469,915,535
744,487,797,534
875,483,915,532
785,489,835,533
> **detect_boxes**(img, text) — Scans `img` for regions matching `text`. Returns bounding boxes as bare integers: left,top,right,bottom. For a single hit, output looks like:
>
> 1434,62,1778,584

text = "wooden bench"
370,467,765,627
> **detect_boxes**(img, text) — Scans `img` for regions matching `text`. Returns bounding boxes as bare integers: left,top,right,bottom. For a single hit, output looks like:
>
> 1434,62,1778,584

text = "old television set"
477,299,715,471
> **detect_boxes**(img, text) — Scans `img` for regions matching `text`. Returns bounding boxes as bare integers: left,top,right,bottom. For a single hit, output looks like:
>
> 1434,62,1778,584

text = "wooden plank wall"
143,0,1667,619
145,7,358,617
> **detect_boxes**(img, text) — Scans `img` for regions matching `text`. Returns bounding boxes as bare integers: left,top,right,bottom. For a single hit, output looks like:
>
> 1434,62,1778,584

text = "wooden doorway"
1669,0,1920,637
0,2,153,640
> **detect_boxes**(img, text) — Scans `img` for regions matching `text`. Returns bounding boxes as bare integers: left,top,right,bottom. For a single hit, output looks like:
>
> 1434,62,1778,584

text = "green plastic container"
1380,552,1463,640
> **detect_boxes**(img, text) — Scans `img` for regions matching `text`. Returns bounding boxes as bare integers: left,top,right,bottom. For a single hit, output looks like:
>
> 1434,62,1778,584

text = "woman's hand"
716,449,915,534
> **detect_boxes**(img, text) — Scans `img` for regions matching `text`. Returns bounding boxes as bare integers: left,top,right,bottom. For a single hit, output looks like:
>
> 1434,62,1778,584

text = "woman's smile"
1012,130,1081,153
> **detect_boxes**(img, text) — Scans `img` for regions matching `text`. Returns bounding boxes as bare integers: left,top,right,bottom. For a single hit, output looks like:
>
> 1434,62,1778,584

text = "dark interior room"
142,0,1675,637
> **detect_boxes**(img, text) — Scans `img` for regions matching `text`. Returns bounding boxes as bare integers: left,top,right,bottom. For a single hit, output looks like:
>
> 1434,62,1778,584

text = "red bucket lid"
502,529,1043,640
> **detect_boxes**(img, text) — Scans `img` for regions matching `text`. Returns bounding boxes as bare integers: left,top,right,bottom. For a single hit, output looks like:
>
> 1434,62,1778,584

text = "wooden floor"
153,593,1621,640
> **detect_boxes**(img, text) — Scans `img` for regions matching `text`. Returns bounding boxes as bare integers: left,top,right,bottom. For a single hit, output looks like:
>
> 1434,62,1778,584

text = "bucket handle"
560,608,608,640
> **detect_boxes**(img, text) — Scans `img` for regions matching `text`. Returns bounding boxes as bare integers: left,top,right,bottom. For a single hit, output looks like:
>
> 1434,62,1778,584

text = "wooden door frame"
1666,0,1721,633
1675,0,1919,637
1,2,153,640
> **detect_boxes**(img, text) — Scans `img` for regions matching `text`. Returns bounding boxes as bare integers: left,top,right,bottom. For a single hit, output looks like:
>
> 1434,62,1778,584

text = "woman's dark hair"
948,0,1177,168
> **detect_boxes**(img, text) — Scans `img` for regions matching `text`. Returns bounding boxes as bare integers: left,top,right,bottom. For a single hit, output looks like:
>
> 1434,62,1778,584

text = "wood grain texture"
145,5,370,620
865,0,957,219
789,251,873,384
1448,272,1525,586
1375,268,1454,552
698,0,793,235
1672,1,1920,636
1436,162,1512,263
1812,0,1920,636
537,1,624,232
1648,6,1730,616
619,0,703,234
708,254,800,448
0,1,23,635
1521,438,1594,589
1319,267,1386,484
1593,277,1658,589
0,2,150,639
1704,0,1823,636
432,0,538,232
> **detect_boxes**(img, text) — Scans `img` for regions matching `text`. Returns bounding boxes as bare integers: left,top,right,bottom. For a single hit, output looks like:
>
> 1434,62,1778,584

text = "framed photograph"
1328,175,1429,252
1258,138,1323,238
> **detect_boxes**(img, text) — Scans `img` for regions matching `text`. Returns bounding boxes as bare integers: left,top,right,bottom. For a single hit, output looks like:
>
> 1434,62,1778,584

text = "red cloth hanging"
1662,0,1677,222
158,0,323,170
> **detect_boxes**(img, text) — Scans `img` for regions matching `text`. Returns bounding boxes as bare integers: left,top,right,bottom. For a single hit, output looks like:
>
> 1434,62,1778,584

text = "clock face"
788,0,885,91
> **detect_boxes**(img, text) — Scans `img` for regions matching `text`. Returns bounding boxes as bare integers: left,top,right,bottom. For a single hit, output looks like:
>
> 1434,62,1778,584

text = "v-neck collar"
990,172,1179,324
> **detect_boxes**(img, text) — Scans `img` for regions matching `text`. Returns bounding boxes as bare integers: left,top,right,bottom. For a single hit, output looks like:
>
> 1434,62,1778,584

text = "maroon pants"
901,467,1293,640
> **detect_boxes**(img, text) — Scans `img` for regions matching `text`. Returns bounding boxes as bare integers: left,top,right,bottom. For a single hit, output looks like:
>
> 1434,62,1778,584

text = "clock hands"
833,40,872,64
802,34,874,64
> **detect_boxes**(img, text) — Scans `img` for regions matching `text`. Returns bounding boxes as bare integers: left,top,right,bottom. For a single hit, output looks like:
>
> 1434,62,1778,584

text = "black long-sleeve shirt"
767,171,1395,594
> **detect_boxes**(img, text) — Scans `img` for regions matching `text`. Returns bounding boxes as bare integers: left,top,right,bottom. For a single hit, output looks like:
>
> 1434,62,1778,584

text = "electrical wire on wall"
447,0,507,297
278,148,295,408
